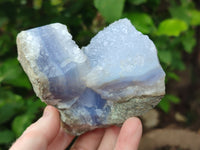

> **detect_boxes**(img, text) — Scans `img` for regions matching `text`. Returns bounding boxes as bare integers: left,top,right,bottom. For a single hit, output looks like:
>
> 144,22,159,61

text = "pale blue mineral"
17,18,165,135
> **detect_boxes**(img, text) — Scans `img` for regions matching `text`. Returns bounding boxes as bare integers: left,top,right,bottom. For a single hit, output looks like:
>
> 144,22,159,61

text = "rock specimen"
17,18,165,135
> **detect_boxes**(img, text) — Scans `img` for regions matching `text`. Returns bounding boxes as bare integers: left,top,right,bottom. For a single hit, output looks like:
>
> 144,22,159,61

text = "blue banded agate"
17,18,165,135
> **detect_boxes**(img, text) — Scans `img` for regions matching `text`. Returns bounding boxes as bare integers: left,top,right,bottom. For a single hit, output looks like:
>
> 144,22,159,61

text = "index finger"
114,117,142,150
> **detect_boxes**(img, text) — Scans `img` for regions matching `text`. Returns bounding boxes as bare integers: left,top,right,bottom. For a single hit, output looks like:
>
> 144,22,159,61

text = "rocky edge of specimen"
17,18,165,135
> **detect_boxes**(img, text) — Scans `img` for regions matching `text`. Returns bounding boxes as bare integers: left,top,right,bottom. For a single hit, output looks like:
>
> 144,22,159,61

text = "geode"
17,18,165,135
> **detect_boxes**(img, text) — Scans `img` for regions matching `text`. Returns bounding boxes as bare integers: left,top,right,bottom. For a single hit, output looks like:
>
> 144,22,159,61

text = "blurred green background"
0,0,200,149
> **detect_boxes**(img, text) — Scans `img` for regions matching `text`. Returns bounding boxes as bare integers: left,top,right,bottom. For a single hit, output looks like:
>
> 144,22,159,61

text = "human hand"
10,105,142,150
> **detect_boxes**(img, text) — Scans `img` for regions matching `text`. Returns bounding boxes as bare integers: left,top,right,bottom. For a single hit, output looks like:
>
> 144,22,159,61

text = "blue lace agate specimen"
17,18,165,135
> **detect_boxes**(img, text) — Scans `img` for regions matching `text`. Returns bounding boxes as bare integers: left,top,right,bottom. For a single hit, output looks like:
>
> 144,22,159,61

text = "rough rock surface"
17,18,165,135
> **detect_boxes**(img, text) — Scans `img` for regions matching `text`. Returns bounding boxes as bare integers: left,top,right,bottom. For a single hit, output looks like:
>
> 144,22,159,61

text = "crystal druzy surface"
17,18,165,135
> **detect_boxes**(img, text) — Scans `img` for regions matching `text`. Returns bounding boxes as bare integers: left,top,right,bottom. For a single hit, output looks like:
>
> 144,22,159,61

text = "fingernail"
43,106,51,117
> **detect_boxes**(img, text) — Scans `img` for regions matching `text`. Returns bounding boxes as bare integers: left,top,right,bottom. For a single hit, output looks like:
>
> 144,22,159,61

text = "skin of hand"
10,105,142,150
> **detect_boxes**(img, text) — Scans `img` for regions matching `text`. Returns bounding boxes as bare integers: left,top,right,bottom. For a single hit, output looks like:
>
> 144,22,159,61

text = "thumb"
10,106,60,150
